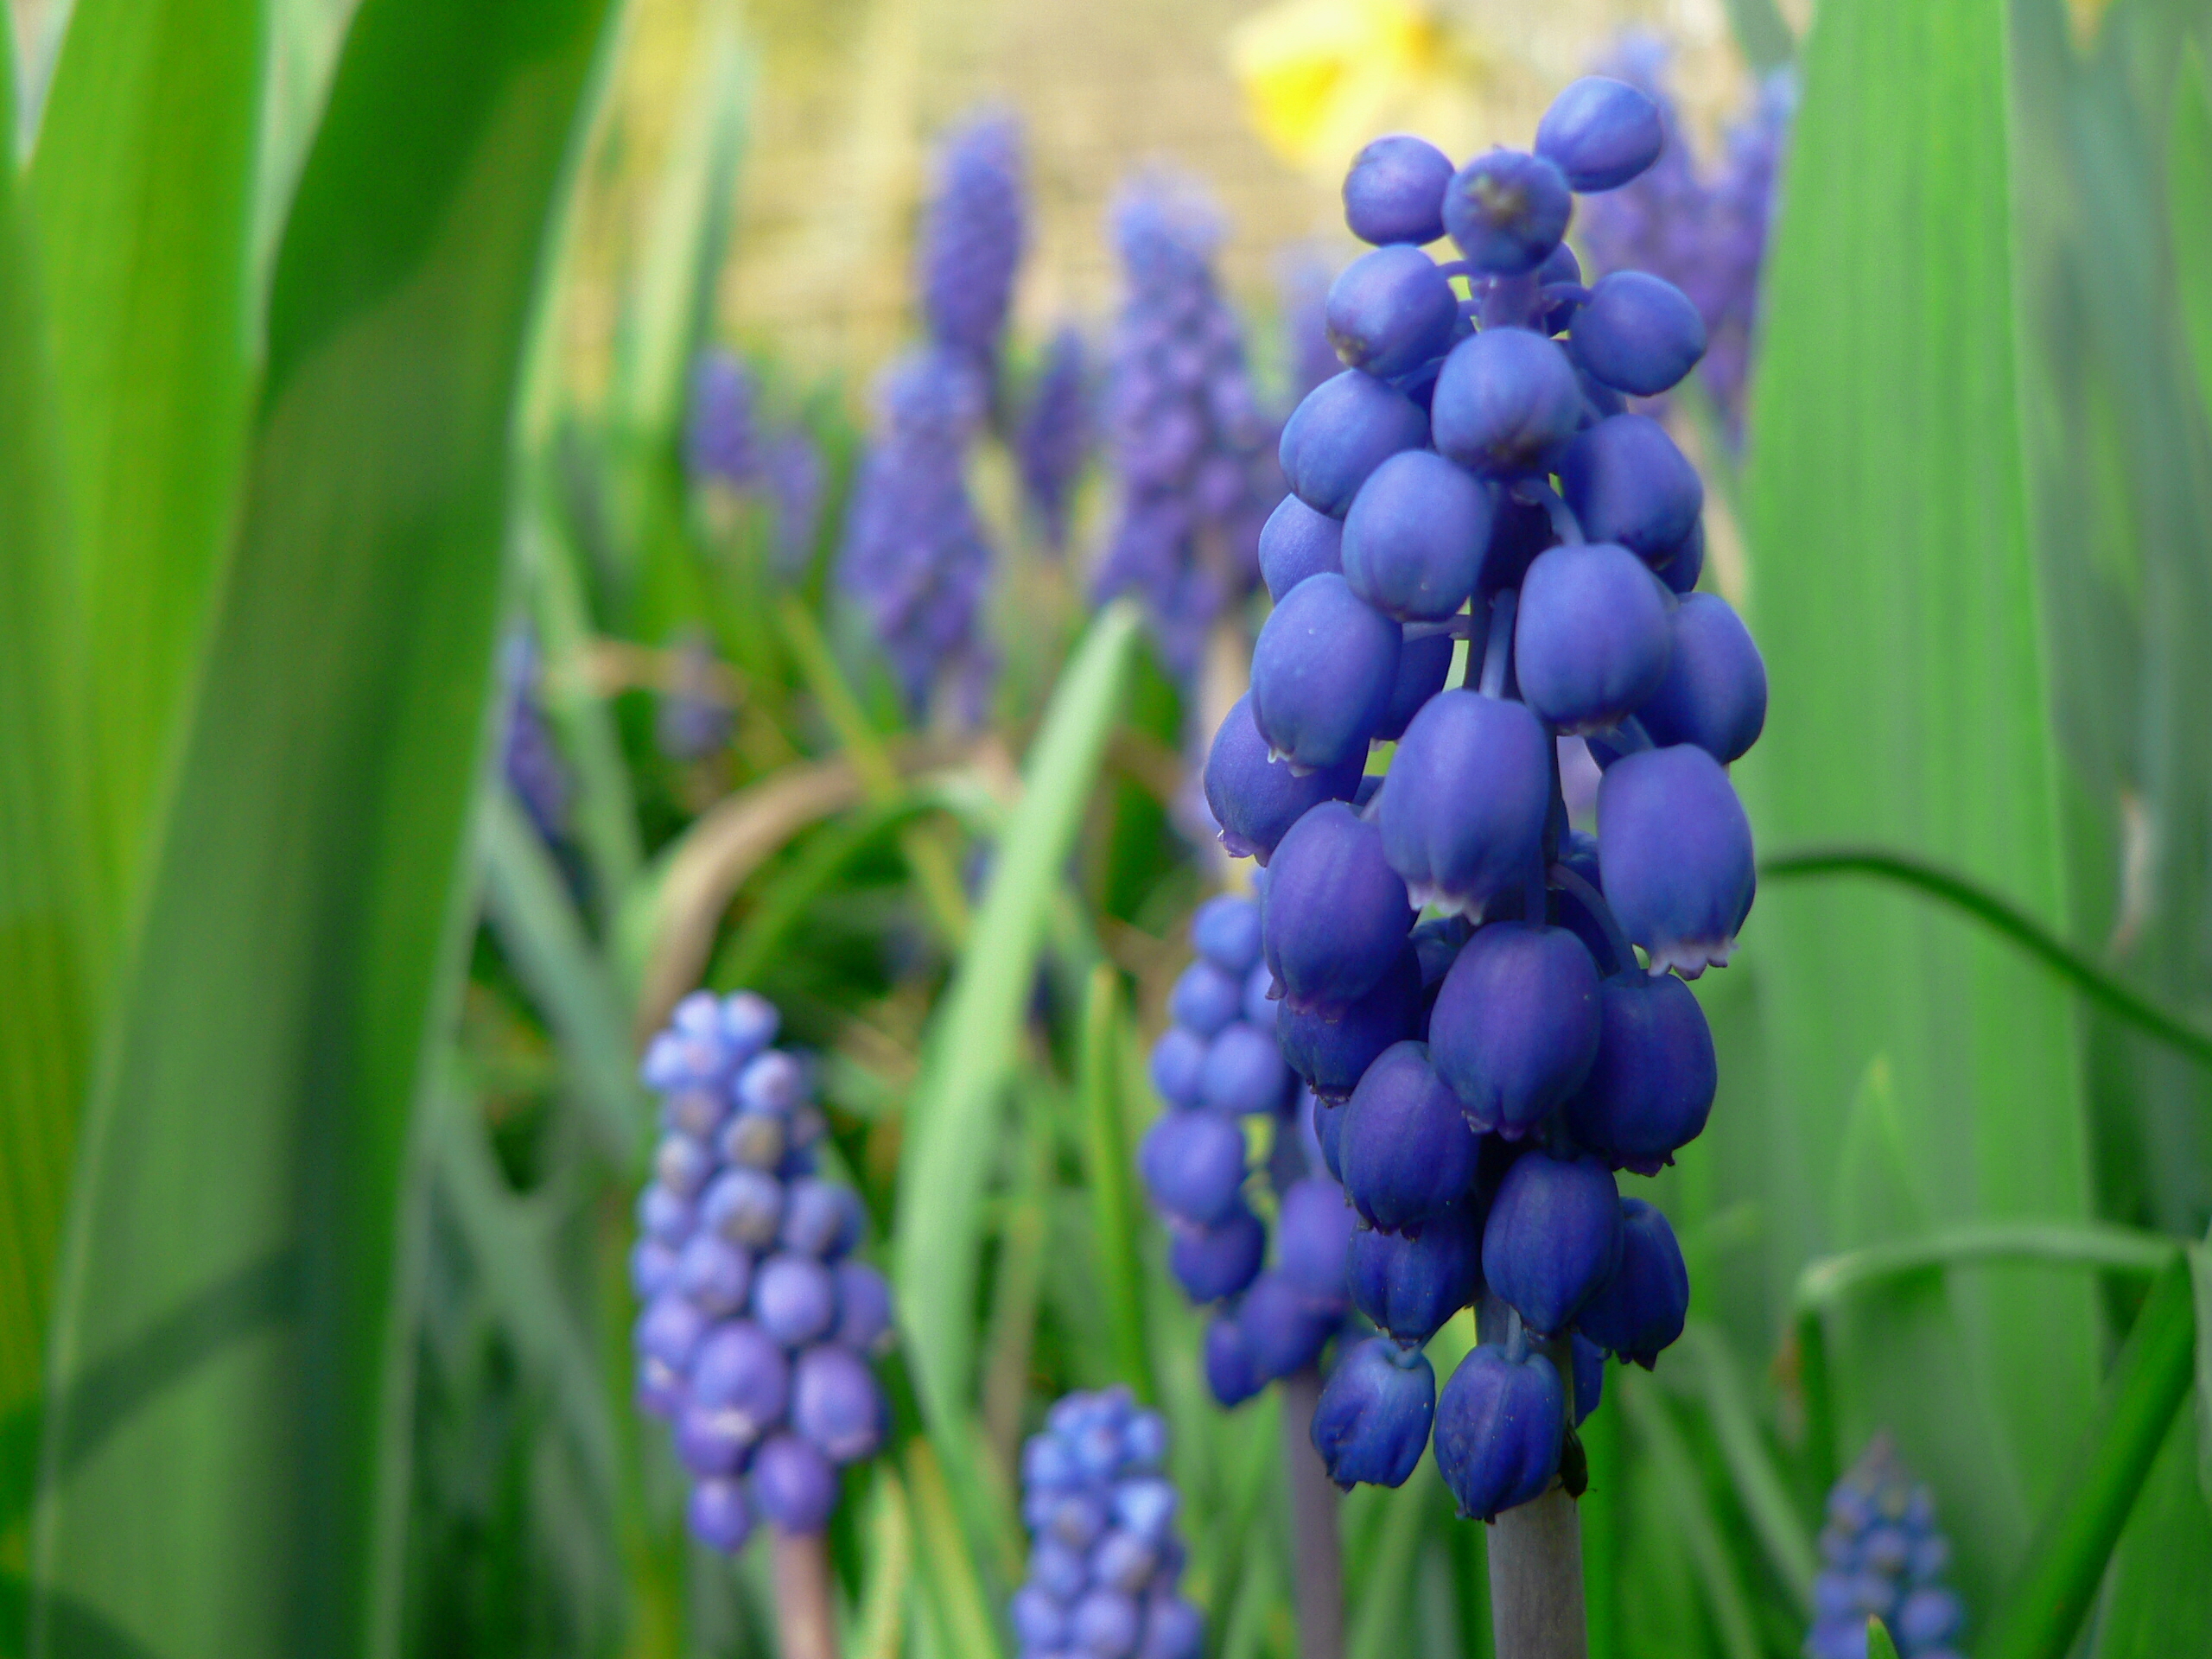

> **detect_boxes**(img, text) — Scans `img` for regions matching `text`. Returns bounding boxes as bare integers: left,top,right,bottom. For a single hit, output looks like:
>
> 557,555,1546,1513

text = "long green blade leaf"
1975,1255,2197,1659
1736,0,2097,1600
1792,1221,2178,1314
28,0,266,960
29,1,613,1652
0,0,88,1535
1078,966,1154,1407
1762,846,2212,1070
893,598,1141,1446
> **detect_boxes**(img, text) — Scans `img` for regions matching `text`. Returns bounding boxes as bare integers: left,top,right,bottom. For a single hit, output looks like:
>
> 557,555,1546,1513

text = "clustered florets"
631,990,893,1552
1092,175,1284,682
1010,1388,1204,1659
1192,78,1767,1522
1808,1438,1966,1659
1137,888,1354,1406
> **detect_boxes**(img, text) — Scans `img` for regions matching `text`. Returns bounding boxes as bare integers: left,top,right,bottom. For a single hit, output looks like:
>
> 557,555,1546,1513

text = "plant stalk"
1279,1366,1347,1659
1489,1334,1589,1659
773,1527,841,1659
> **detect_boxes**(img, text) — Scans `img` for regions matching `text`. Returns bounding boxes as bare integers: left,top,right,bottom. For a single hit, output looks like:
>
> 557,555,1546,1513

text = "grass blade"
1078,966,1154,1406
1791,1221,2179,1314
892,600,1141,1441
1974,1255,2197,1659
1737,0,2099,1599
29,0,614,1650
1618,1375,1762,1659
1761,847,2212,1070
1672,1323,1817,1614
28,0,265,956
481,785,647,1161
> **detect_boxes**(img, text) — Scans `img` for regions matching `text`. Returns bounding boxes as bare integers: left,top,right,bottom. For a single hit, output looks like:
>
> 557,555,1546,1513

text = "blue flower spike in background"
1808,1437,1967,1659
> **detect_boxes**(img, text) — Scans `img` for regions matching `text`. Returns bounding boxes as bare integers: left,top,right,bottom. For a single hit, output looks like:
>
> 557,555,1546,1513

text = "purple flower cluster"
918,110,1027,368
1011,1389,1203,1659
1139,887,1355,1408
1573,39,1796,442
1093,175,1284,682
1808,1438,1965,1659
1016,327,1092,553
631,990,894,1551
685,350,827,577
837,111,1034,721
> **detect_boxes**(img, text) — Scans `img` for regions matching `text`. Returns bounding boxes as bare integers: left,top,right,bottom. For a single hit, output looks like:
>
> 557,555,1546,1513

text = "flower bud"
702,1166,784,1249
1251,573,1402,771
1149,1024,1208,1108
1275,1177,1357,1307
1376,690,1551,918
1535,76,1663,192
1277,944,1423,1100
1514,543,1675,734
1636,592,1767,764
1200,1020,1293,1116
1573,1197,1688,1369
1431,327,1584,474
1342,449,1496,621
1560,413,1703,561
637,1183,695,1247
1312,1338,1436,1489
1204,1313,1262,1408
1138,1109,1248,1226
750,1433,839,1533
779,1176,865,1259
1203,693,1364,862
1338,1041,1482,1232
676,1234,753,1316
792,1343,888,1461
1564,972,1717,1172
1258,494,1345,601
1168,958,1244,1036
1571,1332,1605,1425
1239,1270,1338,1382
1597,744,1755,976
1072,1588,1142,1658
1567,270,1706,396
1343,134,1455,245
1192,893,1264,974
1347,1199,1483,1346
1433,1344,1566,1519
1375,630,1455,741
1141,1595,1205,1659
1444,149,1573,274
1167,1206,1266,1303
1279,370,1430,517
1326,245,1460,378
1429,920,1604,1137
687,1476,756,1553
753,1253,838,1348
1262,802,1414,1012
635,1291,708,1371
1481,1150,1623,1335
830,1261,894,1354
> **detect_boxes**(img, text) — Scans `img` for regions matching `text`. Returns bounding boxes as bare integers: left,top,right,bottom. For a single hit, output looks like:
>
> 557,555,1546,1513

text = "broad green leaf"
29,0,614,1652
0,2,88,1498
893,599,1141,1438
28,0,266,962
2091,1402,2212,1659
1738,0,2098,1601
2170,44,2212,410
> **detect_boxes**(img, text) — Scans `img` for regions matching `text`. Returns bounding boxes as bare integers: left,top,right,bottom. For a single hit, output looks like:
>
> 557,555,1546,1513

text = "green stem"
1761,846,2212,1070
1077,965,1154,1403
1974,1255,2197,1659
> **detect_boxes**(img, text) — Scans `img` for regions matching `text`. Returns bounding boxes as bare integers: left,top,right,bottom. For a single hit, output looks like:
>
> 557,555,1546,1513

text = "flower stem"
772,1527,840,1659
1279,1366,1347,1659
1487,1486,1591,1659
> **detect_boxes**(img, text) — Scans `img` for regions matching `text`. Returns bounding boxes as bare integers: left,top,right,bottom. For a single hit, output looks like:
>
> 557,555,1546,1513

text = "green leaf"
1737,0,2098,1601
1761,847,2212,1070
1077,966,1154,1407
1617,1374,1761,1659
1671,1323,1817,1615
2090,1398,2212,1659
1977,1255,2197,1659
480,785,647,1161
1792,1221,2178,1315
0,0,90,1497
1867,1617,1903,1659
2171,43,2212,412
893,600,1141,1440
28,0,266,959
28,0,613,1652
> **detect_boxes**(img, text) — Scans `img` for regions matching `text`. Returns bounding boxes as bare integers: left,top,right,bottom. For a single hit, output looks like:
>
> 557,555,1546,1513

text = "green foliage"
1738,0,2097,1603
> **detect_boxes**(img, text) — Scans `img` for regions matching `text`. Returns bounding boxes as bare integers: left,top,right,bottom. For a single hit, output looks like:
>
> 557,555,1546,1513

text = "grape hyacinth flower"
631,988,893,1562
1016,327,1092,552
1012,1389,1203,1659
836,346,998,721
1138,886,1353,1402
1806,1438,1966,1659
684,350,828,579
918,109,1027,370
1093,174,1285,682
1197,85,1768,1588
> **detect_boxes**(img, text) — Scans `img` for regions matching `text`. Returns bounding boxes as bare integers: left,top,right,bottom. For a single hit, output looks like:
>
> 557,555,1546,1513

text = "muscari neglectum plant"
1198,74,1765,1655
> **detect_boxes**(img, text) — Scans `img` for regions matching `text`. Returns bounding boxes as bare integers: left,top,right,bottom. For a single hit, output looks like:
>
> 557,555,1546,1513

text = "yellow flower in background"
1228,0,1497,181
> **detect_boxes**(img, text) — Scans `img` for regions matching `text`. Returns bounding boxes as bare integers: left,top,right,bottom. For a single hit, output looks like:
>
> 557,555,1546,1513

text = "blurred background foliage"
3,0,2212,1656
